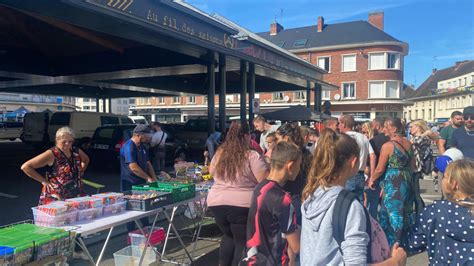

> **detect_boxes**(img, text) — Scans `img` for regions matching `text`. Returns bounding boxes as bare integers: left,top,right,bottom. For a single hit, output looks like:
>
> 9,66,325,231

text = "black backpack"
332,190,372,263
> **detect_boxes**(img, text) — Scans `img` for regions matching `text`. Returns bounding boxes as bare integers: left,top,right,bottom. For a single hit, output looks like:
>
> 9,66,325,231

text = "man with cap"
120,124,157,231
452,106,474,159
120,124,157,191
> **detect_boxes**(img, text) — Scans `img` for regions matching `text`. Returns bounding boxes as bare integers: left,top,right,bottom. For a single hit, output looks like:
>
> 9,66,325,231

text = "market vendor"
21,126,89,205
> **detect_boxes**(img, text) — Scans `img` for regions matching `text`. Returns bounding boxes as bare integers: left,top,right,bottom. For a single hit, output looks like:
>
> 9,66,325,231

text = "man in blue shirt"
120,124,157,191
452,106,474,159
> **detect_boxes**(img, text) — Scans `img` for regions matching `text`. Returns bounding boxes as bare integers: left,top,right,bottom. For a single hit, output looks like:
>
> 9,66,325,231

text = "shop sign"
343,112,370,119
437,85,474,94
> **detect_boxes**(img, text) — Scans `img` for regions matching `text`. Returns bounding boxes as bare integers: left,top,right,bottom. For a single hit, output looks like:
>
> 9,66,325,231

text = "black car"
88,125,186,170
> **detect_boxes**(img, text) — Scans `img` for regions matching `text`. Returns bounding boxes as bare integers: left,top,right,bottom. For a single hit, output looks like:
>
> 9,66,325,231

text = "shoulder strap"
157,132,165,146
391,140,409,155
332,189,372,263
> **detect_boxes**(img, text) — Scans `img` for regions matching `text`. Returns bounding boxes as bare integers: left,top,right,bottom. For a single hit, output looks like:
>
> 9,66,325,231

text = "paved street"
0,141,437,265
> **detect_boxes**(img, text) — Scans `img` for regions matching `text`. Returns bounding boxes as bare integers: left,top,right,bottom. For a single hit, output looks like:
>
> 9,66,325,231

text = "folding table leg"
161,206,178,259
95,227,114,266
138,213,159,266
76,236,95,265
164,207,194,265
191,198,208,255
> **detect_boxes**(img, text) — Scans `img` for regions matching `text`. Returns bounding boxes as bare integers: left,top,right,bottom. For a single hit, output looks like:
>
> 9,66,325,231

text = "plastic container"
103,201,126,216
36,201,70,216
92,192,124,206
32,207,78,227
66,196,103,209
124,191,172,211
127,227,165,248
77,207,103,221
113,246,155,266
133,182,196,203
0,246,14,265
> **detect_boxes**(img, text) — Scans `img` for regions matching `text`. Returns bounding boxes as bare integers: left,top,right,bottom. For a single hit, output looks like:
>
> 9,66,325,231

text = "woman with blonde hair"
21,127,89,205
361,122,375,140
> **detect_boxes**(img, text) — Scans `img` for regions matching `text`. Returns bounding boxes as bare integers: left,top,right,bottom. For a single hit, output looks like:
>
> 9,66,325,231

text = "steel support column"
218,54,227,133
207,52,216,134
96,97,100,112
108,98,112,113
102,98,106,113
240,61,247,124
314,83,322,112
248,63,255,128
306,80,311,109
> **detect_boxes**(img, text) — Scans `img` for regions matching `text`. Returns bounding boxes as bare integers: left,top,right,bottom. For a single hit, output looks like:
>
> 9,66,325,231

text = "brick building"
132,11,410,122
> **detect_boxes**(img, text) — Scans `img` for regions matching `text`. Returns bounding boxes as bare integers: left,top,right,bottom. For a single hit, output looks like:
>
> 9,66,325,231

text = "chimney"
270,22,284,36
432,68,437,75
317,16,324,32
368,11,384,31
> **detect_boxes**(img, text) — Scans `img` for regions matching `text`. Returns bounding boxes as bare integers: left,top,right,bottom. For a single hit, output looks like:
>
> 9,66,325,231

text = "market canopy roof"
0,0,332,99
261,105,331,121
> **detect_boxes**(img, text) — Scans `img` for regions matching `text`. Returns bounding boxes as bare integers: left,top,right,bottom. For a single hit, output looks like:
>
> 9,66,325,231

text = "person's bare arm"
438,139,447,154
146,161,157,181
369,144,392,188
21,150,54,186
128,162,154,183
370,243,407,266
369,153,377,180
78,149,89,174
286,226,301,254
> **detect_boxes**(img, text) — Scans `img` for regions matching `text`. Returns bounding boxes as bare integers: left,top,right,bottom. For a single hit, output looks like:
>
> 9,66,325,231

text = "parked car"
128,116,148,125
22,111,52,147
0,121,23,141
88,125,186,170
174,119,218,150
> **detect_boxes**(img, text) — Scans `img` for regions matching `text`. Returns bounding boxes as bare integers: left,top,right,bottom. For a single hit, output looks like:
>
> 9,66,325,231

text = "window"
225,95,234,103
322,90,331,100
408,110,412,120
415,110,418,119
294,91,306,101
100,116,119,125
272,92,284,101
341,82,356,99
428,109,432,120
293,39,307,48
50,113,70,125
369,52,401,70
158,97,165,104
120,117,132,124
317,56,331,72
275,41,285,48
422,110,425,120
173,97,181,104
342,54,356,72
203,96,208,104
188,96,196,104
83,106,90,110
369,81,400,99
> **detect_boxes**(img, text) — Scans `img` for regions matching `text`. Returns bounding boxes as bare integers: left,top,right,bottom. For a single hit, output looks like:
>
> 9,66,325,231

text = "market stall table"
61,194,206,266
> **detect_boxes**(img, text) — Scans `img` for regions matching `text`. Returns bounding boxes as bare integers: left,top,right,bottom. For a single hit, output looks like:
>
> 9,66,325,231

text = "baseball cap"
463,106,474,119
133,124,153,136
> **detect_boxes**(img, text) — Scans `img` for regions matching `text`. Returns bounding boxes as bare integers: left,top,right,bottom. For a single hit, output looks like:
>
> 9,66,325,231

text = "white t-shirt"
151,131,167,148
345,131,374,171
259,125,280,152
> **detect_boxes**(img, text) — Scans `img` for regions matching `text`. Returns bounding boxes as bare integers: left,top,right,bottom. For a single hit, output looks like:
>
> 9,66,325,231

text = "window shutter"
343,55,356,72
370,53,385,70
369,82,385,98
386,81,399,98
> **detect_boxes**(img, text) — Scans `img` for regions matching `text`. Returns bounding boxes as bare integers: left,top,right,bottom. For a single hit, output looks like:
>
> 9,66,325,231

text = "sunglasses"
464,115,473,121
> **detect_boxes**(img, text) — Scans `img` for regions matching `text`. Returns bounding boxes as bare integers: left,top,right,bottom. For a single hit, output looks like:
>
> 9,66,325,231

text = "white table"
62,195,206,266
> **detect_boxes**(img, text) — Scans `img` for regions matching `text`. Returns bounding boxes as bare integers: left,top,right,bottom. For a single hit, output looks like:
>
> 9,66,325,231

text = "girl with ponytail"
300,129,407,265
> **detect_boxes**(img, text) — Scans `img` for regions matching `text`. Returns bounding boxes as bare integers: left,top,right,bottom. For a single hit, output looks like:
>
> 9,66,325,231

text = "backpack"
332,190,390,264
421,148,434,175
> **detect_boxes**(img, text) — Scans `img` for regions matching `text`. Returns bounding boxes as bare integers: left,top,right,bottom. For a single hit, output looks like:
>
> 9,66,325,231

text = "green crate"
133,182,196,203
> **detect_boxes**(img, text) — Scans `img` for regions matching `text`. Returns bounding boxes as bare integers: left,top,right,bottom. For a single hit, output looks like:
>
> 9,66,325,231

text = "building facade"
404,60,474,123
0,93,77,120
75,98,132,115
132,11,410,122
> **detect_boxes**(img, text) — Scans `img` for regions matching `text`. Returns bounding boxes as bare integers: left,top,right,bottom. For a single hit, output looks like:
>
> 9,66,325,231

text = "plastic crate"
133,182,196,203
77,207,103,221
32,208,78,227
127,227,165,248
103,201,126,216
124,191,172,211
113,246,155,266
0,246,14,266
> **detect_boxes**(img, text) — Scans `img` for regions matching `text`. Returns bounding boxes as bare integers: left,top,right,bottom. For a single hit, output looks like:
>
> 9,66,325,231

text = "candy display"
133,181,196,203
124,191,173,211
32,207,78,227
103,201,127,216
0,223,72,265
66,196,103,210
36,201,71,216
77,207,103,221
91,192,124,206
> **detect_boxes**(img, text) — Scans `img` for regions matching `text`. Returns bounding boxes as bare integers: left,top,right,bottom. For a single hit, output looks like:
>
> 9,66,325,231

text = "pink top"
207,150,269,208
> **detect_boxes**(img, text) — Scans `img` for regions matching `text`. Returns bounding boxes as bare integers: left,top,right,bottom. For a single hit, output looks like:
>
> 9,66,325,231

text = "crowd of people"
206,105,474,266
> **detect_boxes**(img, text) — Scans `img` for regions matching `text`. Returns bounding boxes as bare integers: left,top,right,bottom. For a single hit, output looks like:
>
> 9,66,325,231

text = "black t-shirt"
244,180,297,266
370,133,389,164
283,148,312,196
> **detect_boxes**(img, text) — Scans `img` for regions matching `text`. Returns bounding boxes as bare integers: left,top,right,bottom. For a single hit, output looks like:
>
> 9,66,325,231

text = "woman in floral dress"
21,127,89,205
368,117,415,247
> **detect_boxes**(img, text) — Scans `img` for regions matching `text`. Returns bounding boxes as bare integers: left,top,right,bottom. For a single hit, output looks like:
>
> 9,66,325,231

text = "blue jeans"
365,181,381,219
345,172,365,202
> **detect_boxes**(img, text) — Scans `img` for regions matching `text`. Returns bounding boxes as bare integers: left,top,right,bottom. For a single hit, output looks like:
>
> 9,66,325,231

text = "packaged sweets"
66,196,103,210
91,192,124,206
36,202,70,216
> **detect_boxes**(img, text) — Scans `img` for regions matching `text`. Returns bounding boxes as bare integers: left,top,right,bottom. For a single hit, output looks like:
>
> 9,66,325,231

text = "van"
128,116,148,125
48,112,133,145
0,121,23,141
22,111,52,146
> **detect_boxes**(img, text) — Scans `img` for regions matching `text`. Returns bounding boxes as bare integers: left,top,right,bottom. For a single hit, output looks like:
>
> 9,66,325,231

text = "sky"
186,0,474,88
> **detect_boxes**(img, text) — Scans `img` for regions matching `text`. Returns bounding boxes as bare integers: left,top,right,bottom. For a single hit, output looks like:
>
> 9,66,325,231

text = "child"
300,129,406,265
243,142,302,265
264,132,277,163
408,159,474,265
